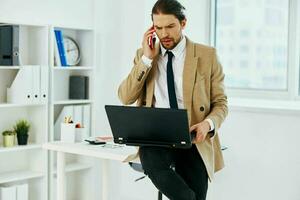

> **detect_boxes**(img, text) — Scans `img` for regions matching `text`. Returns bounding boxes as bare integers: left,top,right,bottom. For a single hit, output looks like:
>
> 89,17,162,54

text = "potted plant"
13,119,30,145
2,130,16,147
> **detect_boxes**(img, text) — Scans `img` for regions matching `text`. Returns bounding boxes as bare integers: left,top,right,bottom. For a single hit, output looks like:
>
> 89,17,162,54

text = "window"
214,0,289,91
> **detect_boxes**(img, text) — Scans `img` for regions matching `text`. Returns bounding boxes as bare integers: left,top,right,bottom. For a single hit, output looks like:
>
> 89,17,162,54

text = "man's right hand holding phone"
142,26,159,60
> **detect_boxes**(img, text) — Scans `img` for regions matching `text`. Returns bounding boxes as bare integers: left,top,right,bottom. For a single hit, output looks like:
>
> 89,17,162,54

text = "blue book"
54,30,68,66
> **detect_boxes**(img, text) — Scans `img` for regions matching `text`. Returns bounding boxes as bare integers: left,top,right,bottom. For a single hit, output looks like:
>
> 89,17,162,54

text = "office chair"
129,162,163,200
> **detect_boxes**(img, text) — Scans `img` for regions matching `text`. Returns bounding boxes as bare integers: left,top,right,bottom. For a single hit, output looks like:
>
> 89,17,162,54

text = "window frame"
209,0,300,100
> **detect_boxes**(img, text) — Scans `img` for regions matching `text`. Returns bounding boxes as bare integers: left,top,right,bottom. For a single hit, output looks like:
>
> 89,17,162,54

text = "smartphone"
85,139,106,145
148,26,156,49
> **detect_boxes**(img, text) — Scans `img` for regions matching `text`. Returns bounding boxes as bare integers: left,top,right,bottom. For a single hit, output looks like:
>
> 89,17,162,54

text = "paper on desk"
96,135,113,142
94,135,140,163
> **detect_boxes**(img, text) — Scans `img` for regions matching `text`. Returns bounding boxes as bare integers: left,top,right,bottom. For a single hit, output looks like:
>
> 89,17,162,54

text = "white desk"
43,142,138,200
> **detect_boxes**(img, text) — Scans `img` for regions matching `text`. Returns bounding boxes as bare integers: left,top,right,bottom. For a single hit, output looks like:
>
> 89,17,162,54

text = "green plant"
2,130,16,136
13,119,30,136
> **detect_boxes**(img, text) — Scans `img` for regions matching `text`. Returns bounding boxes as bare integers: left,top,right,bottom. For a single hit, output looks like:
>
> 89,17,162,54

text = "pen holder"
60,123,75,143
75,127,88,142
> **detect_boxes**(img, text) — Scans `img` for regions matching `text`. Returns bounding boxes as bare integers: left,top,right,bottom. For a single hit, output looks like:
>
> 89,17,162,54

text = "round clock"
63,36,81,66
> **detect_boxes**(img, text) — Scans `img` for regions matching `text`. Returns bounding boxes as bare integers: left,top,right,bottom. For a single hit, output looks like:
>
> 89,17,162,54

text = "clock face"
63,36,80,66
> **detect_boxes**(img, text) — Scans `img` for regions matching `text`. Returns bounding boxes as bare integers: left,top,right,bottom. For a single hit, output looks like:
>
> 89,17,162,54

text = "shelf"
0,103,46,108
0,170,44,184
54,26,94,31
52,162,92,175
0,143,42,153
53,100,93,105
53,66,94,71
0,66,20,70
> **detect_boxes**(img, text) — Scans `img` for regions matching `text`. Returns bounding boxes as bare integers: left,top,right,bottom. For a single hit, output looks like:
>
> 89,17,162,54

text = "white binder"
40,65,48,104
0,185,17,200
16,184,28,200
31,65,40,104
7,65,44,104
7,66,33,104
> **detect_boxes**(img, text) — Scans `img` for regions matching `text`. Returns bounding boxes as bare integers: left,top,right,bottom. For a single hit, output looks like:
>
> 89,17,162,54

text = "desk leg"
57,152,66,200
102,159,109,200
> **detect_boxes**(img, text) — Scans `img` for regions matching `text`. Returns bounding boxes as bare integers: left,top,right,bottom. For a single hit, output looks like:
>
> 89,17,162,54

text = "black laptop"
105,105,194,149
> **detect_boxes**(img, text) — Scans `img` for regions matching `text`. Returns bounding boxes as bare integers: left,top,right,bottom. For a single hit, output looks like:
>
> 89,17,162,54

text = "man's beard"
161,37,180,50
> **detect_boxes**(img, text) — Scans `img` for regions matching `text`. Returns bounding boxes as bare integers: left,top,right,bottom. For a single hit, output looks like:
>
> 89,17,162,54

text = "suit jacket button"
200,106,205,112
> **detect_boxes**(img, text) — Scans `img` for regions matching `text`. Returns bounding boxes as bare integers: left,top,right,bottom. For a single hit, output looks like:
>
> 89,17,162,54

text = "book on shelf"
54,30,67,67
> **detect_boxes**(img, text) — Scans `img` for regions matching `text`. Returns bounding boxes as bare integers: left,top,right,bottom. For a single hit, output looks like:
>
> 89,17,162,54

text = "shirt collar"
160,35,186,58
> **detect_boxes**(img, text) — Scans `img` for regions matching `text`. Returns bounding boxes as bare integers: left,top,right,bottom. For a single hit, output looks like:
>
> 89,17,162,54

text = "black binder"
69,76,89,99
0,25,19,66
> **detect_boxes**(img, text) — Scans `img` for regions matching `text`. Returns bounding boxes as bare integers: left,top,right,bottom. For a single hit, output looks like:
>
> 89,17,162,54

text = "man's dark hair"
151,0,186,22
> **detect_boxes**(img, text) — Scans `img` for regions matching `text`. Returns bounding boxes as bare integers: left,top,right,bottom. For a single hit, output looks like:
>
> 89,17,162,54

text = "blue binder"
54,30,67,66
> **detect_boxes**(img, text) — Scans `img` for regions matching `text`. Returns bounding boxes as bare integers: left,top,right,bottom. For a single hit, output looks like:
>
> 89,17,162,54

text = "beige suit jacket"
118,37,228,180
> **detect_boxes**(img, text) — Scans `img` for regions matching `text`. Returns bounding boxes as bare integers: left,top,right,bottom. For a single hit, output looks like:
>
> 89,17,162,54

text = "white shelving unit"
48,25,96,200
0,22,48,200
0,22,96,200
0,103,46,108
53,99,93,105
52,66,94,71
0,66,21,70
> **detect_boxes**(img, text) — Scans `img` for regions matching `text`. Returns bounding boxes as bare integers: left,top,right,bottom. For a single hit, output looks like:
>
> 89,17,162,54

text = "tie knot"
166,51,174,61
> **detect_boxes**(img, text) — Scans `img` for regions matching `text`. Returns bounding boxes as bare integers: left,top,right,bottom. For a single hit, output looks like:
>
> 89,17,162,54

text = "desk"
43,142,138,200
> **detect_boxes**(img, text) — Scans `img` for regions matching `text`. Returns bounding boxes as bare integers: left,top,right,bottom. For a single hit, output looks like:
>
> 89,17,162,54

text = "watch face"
63,36,80,66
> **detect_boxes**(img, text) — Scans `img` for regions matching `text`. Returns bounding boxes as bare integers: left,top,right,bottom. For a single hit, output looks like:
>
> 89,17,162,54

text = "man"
118,0,228,199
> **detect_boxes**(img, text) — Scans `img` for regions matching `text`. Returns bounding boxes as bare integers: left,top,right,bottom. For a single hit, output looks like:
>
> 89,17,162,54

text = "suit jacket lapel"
146,56,158,107
183,38,198,124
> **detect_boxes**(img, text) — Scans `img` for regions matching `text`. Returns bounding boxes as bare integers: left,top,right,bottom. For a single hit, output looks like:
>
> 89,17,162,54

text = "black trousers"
139,145,208,200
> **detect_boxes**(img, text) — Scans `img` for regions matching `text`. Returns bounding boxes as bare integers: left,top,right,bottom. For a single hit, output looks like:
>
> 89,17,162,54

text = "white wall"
0,0,94,28
210,108,300,200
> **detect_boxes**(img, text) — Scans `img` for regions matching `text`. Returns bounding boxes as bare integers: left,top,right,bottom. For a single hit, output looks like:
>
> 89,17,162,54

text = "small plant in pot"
2,130,16,147
14,119,30,145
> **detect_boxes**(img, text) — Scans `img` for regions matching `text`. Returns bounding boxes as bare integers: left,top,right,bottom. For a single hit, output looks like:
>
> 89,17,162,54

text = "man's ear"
181,19,187,29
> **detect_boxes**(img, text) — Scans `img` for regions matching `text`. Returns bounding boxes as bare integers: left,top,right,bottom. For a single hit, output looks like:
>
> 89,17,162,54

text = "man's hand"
142,26,159,60
190,121,211,143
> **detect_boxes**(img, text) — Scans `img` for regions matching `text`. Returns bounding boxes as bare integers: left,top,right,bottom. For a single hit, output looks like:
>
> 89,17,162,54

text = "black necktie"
166,51,178,109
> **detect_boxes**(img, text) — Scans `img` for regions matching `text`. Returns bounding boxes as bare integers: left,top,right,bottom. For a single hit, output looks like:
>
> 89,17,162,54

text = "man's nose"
161,28,169,38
